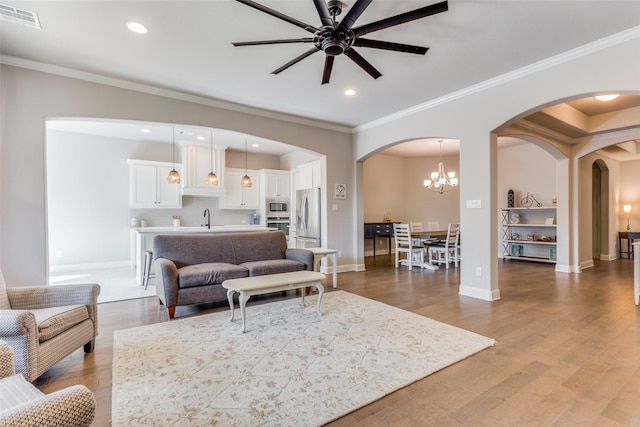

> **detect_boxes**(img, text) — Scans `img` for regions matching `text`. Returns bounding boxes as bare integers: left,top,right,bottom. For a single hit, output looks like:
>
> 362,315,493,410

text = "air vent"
0,3,41,29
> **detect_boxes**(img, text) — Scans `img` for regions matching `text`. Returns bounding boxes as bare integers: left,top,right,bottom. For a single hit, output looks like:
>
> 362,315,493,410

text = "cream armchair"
0,340,96,426
0,270,100,382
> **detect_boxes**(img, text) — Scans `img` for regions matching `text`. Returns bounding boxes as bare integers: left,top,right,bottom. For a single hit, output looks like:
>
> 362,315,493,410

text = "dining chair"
427,221,440,231
393,223,425,270
410,222,423,247
428,223,460,269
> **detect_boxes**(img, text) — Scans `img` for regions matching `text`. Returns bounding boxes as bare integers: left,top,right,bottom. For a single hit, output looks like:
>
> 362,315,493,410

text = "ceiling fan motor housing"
315,26,354,56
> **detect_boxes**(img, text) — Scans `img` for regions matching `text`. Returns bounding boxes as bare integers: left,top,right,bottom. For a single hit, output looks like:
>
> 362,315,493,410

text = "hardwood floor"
34,257,640,426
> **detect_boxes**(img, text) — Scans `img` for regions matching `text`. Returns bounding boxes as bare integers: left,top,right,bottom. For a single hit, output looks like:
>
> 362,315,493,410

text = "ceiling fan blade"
353,38,428,55
272,47,320,75
233,38,314,47
344,48,382,80
235,0,318,34
313,0,334,27
321,56,335,85
352,0,448,38
339,0,373,30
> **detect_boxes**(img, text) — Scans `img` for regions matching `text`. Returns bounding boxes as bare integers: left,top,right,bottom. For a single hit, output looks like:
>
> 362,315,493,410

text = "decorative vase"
508,189,514,208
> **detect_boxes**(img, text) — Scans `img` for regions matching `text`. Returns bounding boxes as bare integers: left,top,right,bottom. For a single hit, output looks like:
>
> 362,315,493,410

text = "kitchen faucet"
203,208,211,229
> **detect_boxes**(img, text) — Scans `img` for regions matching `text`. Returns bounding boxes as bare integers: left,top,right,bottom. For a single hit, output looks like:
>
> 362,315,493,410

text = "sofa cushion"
230,232,287,264
0,374,44,409
178,263,248,288
31,305,90,343
241,260,306,276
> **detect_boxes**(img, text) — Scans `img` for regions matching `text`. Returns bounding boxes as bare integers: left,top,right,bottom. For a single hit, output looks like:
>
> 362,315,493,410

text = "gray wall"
0,64,353,285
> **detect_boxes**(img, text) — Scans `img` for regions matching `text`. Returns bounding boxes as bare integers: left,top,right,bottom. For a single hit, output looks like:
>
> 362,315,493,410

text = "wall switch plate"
475,267,482,276
466,200,482,209
332,204,338,211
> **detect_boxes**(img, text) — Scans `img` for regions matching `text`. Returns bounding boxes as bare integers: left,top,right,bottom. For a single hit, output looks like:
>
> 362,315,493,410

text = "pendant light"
240,138,252,188
206,131,218,186
167,128,181,184
423,140,458,194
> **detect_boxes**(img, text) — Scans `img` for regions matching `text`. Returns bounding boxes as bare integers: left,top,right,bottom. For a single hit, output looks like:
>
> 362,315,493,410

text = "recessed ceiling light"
196,136,205,141
252,143,260,148
140,128,151,133
595,94,619,101
344,89,356,96
126,21,148,34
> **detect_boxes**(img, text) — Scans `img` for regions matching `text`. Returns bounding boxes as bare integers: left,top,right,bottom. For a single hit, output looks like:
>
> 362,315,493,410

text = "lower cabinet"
220,168,261,209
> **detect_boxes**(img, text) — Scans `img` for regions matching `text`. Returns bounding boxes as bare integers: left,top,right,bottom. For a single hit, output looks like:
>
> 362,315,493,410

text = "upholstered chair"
0,340,95,426
0,269,100,382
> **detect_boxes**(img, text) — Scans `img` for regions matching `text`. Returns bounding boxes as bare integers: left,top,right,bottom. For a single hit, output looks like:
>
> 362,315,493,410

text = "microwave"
266,199,289,216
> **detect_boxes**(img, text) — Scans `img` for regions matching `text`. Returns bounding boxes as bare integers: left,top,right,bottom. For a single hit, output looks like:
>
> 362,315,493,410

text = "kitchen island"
130,225,274,285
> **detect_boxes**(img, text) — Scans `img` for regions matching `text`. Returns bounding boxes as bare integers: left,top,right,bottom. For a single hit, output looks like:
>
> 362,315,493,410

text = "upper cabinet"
180,142,227,197
220,168,261,209
128,159,182,209
262,169,291,199
295,160,321,190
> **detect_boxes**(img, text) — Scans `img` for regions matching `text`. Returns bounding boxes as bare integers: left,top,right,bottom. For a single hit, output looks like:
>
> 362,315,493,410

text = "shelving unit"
501,207,557,264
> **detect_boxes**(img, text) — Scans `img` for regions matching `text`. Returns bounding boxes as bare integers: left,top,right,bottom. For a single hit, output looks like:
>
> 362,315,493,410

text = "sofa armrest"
155,258,179,307
0,340,16,379
285,248,314,271
7,284,100,338
0,385,96,427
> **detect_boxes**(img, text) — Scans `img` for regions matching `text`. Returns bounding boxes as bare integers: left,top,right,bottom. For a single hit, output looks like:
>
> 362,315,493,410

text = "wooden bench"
222,271,325,332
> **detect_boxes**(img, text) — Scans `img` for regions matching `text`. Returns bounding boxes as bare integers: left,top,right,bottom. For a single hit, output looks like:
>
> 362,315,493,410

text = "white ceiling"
2,1,640,157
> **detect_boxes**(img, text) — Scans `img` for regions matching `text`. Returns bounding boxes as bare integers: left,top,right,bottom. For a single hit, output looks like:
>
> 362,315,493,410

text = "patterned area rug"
112,291,495,426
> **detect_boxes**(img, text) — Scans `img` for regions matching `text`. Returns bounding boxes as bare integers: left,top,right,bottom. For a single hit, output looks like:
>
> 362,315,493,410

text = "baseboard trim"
459,285,501,302
49,260,130,273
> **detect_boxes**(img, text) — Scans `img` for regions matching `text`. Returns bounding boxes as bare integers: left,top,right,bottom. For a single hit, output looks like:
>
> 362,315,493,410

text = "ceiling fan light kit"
233,0,448,85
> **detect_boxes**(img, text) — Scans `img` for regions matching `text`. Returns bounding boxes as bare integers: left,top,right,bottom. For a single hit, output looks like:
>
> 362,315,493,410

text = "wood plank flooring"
34,257,640,426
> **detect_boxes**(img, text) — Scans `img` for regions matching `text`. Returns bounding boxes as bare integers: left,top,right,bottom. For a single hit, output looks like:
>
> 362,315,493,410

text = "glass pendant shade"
241,138,252,188
206,172,218,186
206,131,218,186
167,169,181,184
167,128,181,184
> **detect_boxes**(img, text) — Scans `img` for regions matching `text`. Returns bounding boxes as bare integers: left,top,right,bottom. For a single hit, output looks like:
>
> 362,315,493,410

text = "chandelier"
423,140,458,194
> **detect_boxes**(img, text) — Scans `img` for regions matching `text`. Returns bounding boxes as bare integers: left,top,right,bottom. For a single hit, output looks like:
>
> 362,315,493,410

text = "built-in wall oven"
266,216,290,236
266,199,289,216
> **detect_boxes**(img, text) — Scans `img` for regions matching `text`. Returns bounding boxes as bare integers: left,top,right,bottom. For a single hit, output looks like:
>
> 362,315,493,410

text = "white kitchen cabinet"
180,142,227,197
501,207,557,263
262,169,291,199
295,160,321,190
220,168,261,209
128,159,182,208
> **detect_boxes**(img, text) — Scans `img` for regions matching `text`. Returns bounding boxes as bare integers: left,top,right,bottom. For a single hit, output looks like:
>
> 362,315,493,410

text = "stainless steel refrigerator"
295,187,321,248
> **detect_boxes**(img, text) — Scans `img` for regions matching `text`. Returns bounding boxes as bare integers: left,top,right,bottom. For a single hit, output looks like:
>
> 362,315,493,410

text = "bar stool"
142,250,153,290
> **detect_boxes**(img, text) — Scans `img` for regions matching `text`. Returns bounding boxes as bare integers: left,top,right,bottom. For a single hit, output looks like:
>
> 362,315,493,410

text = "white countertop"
131,225,273,233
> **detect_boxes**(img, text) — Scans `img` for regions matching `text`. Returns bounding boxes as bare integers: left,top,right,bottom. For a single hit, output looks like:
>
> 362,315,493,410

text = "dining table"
411,230,449,270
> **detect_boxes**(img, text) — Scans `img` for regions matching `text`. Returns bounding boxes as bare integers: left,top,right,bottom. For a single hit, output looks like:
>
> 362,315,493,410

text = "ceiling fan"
233,0,448,84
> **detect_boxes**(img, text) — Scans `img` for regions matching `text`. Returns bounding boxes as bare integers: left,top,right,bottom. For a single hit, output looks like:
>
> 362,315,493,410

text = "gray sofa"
153,231,314,319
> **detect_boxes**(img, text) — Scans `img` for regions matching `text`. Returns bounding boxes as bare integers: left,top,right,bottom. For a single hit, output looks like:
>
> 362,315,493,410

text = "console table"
364,222,397,257
618,231,640,259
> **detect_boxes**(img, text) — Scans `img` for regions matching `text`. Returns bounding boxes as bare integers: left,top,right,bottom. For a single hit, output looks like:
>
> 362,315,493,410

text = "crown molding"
0,55,352,135
355,26,640,133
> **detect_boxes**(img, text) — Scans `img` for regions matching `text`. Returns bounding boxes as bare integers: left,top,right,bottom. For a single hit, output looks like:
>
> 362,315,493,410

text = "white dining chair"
428,223,460,269
393,223,425,270
427,221,440,231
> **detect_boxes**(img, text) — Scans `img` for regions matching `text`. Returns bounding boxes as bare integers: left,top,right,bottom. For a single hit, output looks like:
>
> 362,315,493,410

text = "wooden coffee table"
222,270,325,332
